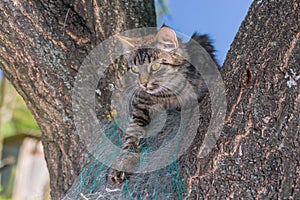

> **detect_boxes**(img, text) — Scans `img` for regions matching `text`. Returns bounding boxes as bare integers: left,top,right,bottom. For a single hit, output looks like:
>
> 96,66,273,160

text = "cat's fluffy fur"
110,26,217,183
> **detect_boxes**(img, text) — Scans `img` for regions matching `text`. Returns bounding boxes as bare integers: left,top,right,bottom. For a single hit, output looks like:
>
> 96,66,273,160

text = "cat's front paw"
110,169,130,184
110,152,140,184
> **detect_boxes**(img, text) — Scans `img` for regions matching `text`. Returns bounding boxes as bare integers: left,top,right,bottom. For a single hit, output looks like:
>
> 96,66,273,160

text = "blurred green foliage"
156,0,170,26
156,0,170,16
0,77,39,199
0,78,40,139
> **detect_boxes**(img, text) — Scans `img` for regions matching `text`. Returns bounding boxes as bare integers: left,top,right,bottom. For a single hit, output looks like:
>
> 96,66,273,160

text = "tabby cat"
110,26,217,183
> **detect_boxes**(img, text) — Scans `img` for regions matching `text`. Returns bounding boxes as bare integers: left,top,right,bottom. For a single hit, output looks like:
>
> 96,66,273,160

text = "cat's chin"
138,84,161,94
145,90,157,94
141,87,160,95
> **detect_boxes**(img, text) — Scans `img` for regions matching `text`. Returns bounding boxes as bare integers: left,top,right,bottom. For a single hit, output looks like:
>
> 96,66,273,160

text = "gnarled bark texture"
0,0,299,199
0,0,156,199
184,0,299,199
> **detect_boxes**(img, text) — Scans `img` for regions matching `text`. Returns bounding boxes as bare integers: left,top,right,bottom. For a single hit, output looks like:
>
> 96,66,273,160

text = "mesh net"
63,110,191,200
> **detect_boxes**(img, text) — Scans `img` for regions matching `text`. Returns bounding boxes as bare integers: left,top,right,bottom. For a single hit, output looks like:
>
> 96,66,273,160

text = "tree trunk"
0,0,299,199
184,0,299,199
0,0,156,199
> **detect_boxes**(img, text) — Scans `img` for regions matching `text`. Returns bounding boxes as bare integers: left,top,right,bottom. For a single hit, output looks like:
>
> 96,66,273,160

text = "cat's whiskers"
124,84,139,95
163,81,191,105
159,84,184,106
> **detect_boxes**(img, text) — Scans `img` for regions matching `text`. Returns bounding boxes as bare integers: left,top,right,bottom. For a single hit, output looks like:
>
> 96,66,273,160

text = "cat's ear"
155,26,179,51
116,35,137,51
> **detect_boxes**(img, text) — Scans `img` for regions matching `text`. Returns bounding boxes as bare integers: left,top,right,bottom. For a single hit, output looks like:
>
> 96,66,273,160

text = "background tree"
0,0,299,199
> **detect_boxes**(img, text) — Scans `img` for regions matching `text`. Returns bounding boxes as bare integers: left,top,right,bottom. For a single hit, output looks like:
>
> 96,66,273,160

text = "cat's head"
117,26,187,95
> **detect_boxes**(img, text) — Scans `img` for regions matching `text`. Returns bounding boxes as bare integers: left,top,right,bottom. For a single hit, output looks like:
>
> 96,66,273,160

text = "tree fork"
0,0,299,199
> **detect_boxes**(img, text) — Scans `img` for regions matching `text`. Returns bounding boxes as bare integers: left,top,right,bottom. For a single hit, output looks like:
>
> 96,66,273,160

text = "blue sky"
157,0,253,65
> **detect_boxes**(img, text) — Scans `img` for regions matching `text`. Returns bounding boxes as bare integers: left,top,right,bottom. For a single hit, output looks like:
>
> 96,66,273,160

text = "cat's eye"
131,65,139,73
151,63,161,71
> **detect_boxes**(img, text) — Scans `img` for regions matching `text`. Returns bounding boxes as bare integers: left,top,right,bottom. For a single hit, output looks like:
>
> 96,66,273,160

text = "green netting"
64,110,191,200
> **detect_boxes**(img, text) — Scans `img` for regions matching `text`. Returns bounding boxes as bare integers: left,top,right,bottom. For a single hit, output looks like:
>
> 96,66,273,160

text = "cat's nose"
139,76,148,88
140,81,148,88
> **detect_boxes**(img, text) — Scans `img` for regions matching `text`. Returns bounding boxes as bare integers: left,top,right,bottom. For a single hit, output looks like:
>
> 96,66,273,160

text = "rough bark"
0,0,156,199
0,0,299,199
183,0,300,199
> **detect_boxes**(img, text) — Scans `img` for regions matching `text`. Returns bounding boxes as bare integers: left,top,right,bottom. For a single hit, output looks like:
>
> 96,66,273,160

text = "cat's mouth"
139,82,160,93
